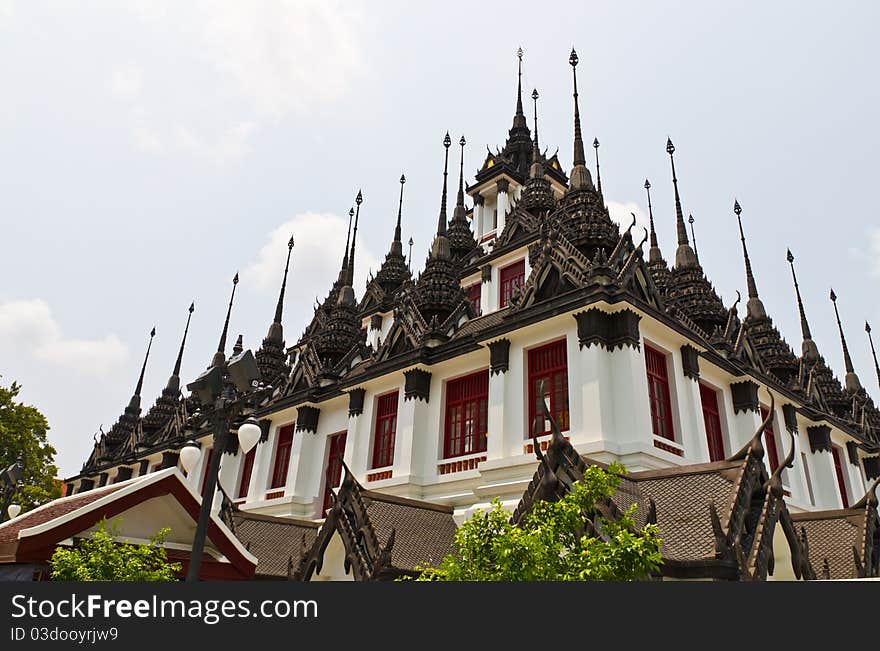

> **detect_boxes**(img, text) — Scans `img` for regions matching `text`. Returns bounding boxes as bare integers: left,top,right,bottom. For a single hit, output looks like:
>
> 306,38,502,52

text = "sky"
1,1,879,478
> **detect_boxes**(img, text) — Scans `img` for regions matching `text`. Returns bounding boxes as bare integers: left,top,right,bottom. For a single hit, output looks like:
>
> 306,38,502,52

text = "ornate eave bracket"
488,338,511,375
348,388,366,417
807,425,832,454
680,345,700,382
730,380,760,414
574,308,641,351
296,405,321,434
403,368,431,403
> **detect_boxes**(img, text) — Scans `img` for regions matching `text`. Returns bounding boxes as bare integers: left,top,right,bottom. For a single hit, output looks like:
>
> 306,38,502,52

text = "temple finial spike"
394,174,406,244
733,200,764,319
347,191,362,287
514,47,525,124
830,289,861,391
455,135,466,212
272,236,295,328
645,179,662,264
688,214,699,264
567,48,592,191
340,207,353,280
134,327,156,398
667,139,696,268
532,88,540,153
438,132,452,236
786,248,816,360
593,138,602,195
866,321,880,393
171,302,194,380
212,273,238,367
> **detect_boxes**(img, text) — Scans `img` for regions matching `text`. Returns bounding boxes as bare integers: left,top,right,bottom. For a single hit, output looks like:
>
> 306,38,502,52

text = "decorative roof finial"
338,207,354,282
645,179,662,264
437,132,452,237
867,322,880,393
134,327,156,400
212,273,238,367
593,138,602,195
830,288,862,392
394,174,405,245
232,334,244,357
667,138,697,268
532,88,540,153
514,47,525,128
347,190,362,287
407,237,414,270
733,199,765,319
688,214,699,264
267,236,294,342
567,48,593,191
168,302,194,391
786,249,818,360
455,135,466,215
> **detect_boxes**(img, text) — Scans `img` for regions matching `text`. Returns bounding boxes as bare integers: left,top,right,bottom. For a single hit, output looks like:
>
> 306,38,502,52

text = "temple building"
7,49,879,582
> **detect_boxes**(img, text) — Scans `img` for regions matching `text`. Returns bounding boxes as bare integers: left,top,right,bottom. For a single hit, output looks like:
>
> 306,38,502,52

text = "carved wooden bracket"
680,345,700,382
296,405,320,433
488,339,511,375
573,308,641,351
404,368,431,402
806,425,832,454
348,388,366,417
730,380,759,414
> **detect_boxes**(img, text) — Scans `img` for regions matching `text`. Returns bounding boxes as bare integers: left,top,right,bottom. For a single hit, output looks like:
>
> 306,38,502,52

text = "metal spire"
513,47,526,128
394,174,405,245
593,138,602,195
438,133,451,236
666,138,697,268
271,236,294,332
786,249,818,360
212,272,238,367
645,179,662,264
455,135,466,216
532,88,539,153
338,207,353,283
688,214,699,264
232,334,244,357
168,303,194,391
567,48,593,193
347,190,362,287
407,237,414,270
830,288,862,392
134,327,156,400
733,200,765,319
866,322,880,393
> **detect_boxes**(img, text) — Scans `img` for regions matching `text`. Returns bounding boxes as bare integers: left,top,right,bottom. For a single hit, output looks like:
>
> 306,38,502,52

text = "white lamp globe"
237,418,261,455
179,441,202,474
7,504,21,520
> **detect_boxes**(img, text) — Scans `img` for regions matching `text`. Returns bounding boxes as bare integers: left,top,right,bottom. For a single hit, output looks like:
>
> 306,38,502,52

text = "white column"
809,448,841,509
486,369,507,461
473,199,483,240
573,343,615,447
291,430,321,513
845,453,867,501
496,180,509,233
609,344,657,455
723,389,762,453
393,394,430,484
248,425,275,500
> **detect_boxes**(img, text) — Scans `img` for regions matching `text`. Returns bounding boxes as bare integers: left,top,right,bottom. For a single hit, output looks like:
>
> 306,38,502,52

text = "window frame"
760,405,780,474
443,369,490,459
499,259,525,308
699,383,725,462
371,390,399,470
644,344,676,442
527,338,570,439
322,430,348,516
466,282,482,316
269,423,295,490
831,445,850,508
237,447,256,499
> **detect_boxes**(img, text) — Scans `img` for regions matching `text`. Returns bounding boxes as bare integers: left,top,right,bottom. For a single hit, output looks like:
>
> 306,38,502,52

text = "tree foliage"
0,379,60,511
415,463,662,581
50,518,182,582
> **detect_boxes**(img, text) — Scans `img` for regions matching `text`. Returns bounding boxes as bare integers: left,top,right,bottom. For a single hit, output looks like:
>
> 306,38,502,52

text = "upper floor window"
372,391,399,469
645,345,675,441
237,447,256,499
528,339,569,437
499,259,525,308
466,283,482,316
269,424,295,489
322,431,348,516
831,445,850,508
760,406,780,474
699,384,725,462
444,370,489,458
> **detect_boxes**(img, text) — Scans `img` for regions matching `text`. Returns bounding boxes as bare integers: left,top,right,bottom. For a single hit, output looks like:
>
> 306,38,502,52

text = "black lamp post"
0,456,24,523
184,349,263,582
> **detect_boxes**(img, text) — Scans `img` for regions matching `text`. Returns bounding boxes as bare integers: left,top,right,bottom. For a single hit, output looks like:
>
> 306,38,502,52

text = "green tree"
0,379,60,511
50,518,182,581
415,463,662,581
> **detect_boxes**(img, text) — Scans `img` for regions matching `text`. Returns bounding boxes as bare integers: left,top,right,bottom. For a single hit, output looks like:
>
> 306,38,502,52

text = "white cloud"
172,120,258,163
245,212,380,312
0,299,128,376
109,64,143,102
607,201,650,246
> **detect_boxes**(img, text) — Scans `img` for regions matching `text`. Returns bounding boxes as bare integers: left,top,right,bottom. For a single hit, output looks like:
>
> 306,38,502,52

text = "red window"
499,259,525,308
372,392,399,469
466,283,482,316
237,447,256,499
700,384,725,462
322,431,348,516
760,406,780,474
444,370,489,458
831,446,849,508
200,448,214,496
528,339,570,437
645,345,675,441
270,424,295,489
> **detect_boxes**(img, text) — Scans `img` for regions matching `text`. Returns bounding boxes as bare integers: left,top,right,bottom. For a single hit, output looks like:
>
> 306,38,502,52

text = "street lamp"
184,349,263,582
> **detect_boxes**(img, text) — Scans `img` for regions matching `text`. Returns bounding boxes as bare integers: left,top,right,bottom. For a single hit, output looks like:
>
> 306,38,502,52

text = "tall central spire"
347,190,362,288
212,273,238,367
337,208,354,285
266,236,295,344
593,138,602,195
454,135,466,216
733,200,766,319
666,138,697,269
133,327,156,404
830,288,862,392
688,214,699,264
394,174,405,248
168,303,194,392
567,48,593,192
513,47,526,129
786,249,818,360
436,132,451,241
867,322,880,393
645,179,662,264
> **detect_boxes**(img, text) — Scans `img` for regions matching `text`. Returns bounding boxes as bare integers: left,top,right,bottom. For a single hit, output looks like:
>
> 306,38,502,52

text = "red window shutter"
237,447,256,499
527,339,570,437
322,431,348,515
645,346,675,441
831,446,849,508
372,391,399,469
444,370,489,458
499,260,525,308
200,448,214,496
700,384,725,462
270,424,295,489
760,407,780,474
466,283,482,316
